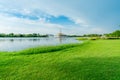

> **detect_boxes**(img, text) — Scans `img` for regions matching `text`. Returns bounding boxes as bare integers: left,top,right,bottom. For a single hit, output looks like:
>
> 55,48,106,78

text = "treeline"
105,30,120,37
1,30,120,37
66,35,82,37
66,34,102,37
83,34,102,37
81,30,120,37
0,33,48,37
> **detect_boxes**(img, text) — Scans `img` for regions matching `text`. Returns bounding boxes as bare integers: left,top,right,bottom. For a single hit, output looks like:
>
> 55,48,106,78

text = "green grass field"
1,40,120,80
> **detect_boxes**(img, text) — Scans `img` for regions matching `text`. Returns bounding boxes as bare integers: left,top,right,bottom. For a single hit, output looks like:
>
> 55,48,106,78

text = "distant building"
101,35,107,39
54,28,67,38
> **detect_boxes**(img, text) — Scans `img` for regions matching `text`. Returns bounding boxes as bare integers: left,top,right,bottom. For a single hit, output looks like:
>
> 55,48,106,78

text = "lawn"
0,40,120,80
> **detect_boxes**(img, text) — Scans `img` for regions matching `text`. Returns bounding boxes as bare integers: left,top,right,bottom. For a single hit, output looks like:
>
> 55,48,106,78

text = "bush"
105,37,120,40
76,37,88,40
89,37,100,40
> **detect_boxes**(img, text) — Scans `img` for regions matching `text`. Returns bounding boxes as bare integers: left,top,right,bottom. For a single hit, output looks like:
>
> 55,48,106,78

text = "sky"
0,0,120,35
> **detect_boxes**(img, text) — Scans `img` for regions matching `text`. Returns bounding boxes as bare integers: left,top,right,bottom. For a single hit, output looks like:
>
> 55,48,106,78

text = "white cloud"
0,0,110,34
0,13,107,35
0,14,63,34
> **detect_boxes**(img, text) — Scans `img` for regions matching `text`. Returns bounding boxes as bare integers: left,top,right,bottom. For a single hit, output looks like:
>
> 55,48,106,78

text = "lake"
0,37,81,51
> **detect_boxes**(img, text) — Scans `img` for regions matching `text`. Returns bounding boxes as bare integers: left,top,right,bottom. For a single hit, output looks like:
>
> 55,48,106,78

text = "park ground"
0,40,120,80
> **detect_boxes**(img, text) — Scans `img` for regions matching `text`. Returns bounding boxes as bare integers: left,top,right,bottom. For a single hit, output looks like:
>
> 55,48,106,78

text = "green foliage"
77,37,100,40
1,40,120,80
0,33,48,37
67,35,82,37
89,37,100,40
18,43,82,55
105,30,120,37
0,33,6,37
83,34,102,37
105,37,120,40
76,37,88,40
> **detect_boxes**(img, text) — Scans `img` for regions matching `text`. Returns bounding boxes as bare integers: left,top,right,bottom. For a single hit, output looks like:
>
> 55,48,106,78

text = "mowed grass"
1,40,120,80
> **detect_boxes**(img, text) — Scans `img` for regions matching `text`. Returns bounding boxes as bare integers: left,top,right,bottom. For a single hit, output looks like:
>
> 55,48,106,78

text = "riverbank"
0,37,79,51
1,40,120,80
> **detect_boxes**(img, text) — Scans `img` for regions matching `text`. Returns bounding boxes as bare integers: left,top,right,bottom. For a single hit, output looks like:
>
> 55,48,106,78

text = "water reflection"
10,39,14,42
0,37,80,51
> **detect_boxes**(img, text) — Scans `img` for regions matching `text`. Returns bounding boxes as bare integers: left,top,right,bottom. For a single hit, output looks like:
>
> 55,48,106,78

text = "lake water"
0,37,81,51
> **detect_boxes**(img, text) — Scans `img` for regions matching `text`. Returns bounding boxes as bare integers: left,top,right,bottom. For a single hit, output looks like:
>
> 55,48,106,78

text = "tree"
8,33,14,37
105,30,120,37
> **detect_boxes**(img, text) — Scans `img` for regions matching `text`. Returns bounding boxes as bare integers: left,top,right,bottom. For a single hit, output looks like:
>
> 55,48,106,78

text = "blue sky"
0,0,120,35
